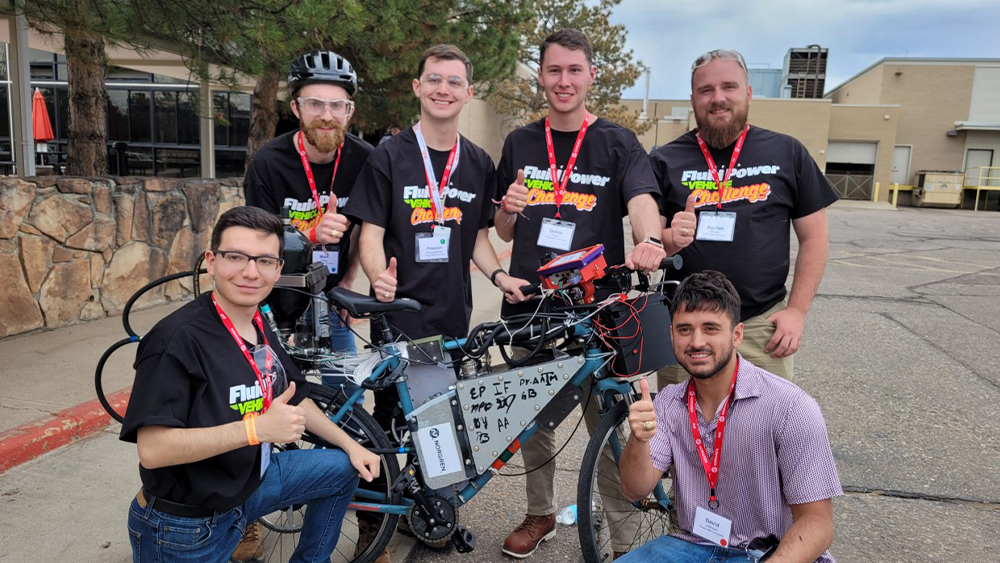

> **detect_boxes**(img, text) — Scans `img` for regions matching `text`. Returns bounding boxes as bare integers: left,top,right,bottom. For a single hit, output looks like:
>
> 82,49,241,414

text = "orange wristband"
245,417,260,446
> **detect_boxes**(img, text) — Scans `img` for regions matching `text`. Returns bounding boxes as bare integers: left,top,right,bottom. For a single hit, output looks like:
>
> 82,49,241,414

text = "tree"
5,0,132,175
487,0,650,135
133,0,533,163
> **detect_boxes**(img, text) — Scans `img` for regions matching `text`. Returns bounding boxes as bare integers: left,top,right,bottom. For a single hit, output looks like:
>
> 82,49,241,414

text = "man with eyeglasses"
493,28,666,560
120,205,380,563
619,270,840,563
652,49,837,384
344,44,528,563
244,50,370,357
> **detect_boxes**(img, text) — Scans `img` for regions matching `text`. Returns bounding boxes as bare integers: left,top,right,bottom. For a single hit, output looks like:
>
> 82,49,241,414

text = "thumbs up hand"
628,379,657,443
374,257,398,302
503,169,530,214
317,194,350,245
255,382,307,444
669,192,698,250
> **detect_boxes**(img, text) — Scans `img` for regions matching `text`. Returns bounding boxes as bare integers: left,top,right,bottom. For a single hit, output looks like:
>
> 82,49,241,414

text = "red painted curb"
0,387,131,474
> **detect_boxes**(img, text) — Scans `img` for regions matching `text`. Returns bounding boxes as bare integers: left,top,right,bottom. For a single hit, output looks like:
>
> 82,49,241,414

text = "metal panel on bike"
407,390,476,489
455,353,579,473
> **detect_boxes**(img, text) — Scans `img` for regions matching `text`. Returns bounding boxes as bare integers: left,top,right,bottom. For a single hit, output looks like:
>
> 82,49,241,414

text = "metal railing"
964,166,1000,211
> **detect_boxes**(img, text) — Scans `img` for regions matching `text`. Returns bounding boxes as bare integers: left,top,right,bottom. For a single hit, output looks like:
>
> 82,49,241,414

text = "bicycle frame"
330,318,670,517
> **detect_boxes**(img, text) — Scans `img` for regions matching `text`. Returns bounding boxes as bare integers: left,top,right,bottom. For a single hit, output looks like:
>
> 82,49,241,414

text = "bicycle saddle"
326,287,423,316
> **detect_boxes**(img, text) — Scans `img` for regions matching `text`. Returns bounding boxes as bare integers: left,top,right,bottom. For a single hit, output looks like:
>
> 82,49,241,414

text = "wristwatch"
639,237,663,249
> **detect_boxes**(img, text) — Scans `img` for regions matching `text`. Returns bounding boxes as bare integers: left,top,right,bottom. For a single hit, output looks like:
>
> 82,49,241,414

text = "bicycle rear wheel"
254,384,401,563
577,398,674,563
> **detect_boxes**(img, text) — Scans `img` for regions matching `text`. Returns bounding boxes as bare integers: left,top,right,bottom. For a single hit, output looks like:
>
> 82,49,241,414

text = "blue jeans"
616,535,752,563
128,448,358,563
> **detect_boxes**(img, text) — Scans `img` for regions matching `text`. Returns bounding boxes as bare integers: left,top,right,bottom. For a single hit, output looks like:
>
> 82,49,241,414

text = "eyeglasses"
691,49,748,75
296,97,355,117
213,250,284,273
420,73,468,91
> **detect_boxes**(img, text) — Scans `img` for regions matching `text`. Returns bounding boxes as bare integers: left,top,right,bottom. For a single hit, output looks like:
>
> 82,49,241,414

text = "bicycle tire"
94,336,138,423
577,398,674,562
255,383,401,563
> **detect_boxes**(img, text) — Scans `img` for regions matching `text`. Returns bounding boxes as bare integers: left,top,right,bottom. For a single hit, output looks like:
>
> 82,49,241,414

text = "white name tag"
416,225,451,262
313,247,340,274
260,442,271,478
696,211,737,242
693,505,733,547
537,218,576,251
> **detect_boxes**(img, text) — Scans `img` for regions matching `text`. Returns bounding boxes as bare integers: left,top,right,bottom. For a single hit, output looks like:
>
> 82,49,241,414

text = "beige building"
599,57,1000,207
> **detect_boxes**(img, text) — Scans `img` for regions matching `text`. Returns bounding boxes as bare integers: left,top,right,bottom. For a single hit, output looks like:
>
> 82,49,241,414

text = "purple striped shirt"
648,355,842,562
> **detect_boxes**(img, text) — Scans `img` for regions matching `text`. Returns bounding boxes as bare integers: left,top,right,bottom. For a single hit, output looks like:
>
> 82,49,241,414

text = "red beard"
695,102,749,149
301,119,345,154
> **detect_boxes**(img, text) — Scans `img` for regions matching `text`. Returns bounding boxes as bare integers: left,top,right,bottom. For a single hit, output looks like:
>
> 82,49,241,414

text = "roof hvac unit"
912,171,964,208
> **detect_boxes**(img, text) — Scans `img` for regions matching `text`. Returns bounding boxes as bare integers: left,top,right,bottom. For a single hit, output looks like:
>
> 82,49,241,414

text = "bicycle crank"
406,494,457,548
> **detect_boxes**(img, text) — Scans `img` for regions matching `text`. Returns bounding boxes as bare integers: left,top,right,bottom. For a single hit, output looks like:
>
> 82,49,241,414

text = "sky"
612,0,1000,101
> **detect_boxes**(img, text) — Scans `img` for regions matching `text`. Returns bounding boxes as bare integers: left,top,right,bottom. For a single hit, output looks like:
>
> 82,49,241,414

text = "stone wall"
0,176,244,339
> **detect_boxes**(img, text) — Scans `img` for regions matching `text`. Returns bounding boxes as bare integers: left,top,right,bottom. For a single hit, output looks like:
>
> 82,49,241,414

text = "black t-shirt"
496,117,660,317
244,130,373,288
344,127,495,341
651,126,838,321
119,292,309,512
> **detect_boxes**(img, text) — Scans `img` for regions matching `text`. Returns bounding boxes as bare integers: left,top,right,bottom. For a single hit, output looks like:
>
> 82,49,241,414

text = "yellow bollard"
872,182,880,203
891,183,899,208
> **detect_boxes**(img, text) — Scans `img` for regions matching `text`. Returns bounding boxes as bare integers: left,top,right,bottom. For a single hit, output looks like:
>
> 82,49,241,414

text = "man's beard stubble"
678,341,737,381
302,119,345,154
695,102,748,149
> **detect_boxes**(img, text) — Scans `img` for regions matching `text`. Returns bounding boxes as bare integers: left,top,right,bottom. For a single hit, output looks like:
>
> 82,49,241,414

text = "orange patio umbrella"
32,88,55,143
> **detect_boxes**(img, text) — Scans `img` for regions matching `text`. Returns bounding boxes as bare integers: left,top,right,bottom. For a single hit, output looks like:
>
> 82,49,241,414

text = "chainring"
407,495,458,548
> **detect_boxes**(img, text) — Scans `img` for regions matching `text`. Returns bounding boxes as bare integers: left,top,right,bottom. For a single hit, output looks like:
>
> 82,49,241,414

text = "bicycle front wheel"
255,384,402,563
577,398,674,563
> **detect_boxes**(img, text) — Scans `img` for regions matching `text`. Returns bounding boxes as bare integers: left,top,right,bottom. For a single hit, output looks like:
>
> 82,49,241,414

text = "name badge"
693,505,732,547
537,218,576,251
260,442,271,478
313,247,340,274
416,225,451,263
696,211,737,242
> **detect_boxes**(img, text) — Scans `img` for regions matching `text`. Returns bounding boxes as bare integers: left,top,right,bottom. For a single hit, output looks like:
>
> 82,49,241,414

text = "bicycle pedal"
451,525,476,554
391,465,417,494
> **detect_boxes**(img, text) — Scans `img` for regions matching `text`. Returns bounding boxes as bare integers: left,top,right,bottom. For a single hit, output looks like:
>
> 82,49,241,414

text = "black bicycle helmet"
288,50,357,97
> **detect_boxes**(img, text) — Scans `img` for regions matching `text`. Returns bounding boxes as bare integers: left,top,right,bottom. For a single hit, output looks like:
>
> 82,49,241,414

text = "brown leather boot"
501,514,556,558
232,520,265,562
356,519,392,563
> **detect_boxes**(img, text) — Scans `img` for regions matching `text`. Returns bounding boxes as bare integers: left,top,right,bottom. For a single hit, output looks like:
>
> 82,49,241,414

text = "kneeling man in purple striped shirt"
619,270,842,563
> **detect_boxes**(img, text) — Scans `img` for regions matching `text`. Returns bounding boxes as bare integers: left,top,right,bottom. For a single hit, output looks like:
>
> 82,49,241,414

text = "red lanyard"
211,292,274,412
544,112,590,219
414,123,460,224
695,125,749,210
687,356,739,509
297,132,342,218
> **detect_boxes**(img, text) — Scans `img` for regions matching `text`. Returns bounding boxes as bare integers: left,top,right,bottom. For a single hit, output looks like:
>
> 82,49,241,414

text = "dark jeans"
128,448,358,563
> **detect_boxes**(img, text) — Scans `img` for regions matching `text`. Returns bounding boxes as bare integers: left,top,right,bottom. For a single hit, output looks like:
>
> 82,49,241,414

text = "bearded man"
244,50,369,357
651,49,837,383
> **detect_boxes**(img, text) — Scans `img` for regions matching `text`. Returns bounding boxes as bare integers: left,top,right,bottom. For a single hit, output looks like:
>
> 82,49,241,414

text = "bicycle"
96,235,682,563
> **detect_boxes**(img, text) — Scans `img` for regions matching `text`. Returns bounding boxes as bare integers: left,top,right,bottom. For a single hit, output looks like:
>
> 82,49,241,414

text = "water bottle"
555,504,577,525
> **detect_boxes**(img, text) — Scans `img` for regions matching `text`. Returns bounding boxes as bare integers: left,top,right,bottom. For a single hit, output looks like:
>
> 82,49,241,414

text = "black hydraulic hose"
95,336,139,424
98,262,206,420
122,269,206,337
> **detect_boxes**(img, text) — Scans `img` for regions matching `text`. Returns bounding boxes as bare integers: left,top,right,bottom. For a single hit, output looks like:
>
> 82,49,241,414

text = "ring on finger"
331,228,340,238
643,420,654,431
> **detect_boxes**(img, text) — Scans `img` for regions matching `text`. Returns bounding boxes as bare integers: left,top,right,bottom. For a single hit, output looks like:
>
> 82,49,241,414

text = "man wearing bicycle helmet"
244,50,371,356
120,206,380,563
620,270,841,563
493,29,666,559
